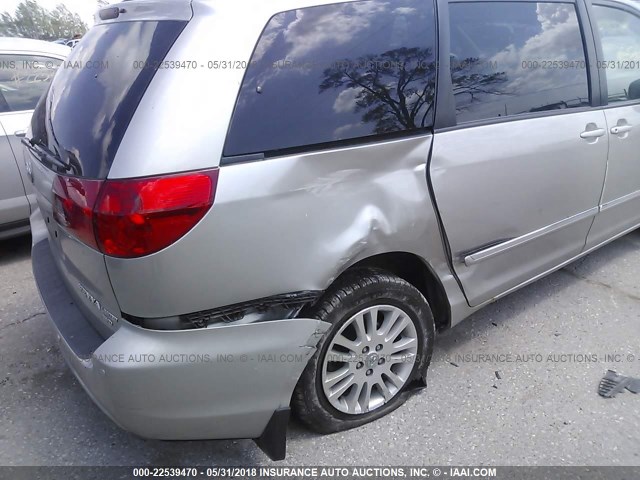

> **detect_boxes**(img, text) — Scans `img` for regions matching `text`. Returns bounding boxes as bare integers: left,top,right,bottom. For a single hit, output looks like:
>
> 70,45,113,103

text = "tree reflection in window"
450,2,590,123
224,0,439,157
320,51,510,133
319,47,437,133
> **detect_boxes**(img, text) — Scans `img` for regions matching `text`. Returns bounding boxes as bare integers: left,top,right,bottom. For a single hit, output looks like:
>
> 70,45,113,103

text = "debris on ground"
598,370,640,398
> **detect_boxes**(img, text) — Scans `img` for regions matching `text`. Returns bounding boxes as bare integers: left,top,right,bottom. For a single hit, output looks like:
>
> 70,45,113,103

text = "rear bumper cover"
32,237,329,442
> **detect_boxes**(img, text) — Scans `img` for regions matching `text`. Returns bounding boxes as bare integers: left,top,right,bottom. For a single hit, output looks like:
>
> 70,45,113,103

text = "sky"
2,0,104,27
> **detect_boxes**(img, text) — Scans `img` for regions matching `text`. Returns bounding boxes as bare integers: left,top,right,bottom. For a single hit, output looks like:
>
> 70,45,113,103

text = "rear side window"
0,55,61,113
592,5,640,103
449,2,590,123
224,0,437,158
31,20,187,178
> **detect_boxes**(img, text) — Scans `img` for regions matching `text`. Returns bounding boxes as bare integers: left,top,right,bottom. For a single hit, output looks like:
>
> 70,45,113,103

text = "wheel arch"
333,252,451,332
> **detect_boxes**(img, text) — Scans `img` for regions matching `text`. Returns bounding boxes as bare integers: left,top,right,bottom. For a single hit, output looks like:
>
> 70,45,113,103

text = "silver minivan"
25,0,640,460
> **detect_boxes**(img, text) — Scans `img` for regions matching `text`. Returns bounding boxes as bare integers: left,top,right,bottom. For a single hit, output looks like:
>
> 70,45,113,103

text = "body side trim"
463,207,599,266
601,188,640,212
489,219,640,303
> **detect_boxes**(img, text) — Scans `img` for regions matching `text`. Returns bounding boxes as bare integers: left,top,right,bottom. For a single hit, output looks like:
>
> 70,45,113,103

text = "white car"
0,38,69,240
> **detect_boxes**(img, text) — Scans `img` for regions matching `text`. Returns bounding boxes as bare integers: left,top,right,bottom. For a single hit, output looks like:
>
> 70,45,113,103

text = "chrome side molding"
463,207,599,267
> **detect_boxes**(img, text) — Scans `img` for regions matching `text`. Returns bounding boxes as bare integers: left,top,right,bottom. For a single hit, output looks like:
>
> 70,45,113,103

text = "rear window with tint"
224,0,437,158
31,20,187,178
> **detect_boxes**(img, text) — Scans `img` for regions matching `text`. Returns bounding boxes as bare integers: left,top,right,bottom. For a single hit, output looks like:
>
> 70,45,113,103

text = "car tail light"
52,169,219,258
53,176,103,250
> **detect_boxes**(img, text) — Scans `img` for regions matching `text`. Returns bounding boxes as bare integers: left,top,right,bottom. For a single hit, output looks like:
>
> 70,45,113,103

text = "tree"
451,58,511,104
319,47,508,134
50,4,86,39
320,47,437,133
0,0,87,41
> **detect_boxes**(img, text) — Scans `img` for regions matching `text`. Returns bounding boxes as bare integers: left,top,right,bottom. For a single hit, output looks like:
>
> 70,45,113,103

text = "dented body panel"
32,234,330,439
98,0,466,324
106,134,466,323
28,0,640,454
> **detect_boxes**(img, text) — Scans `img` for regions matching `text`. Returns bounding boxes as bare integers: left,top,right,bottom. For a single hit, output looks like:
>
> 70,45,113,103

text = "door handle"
580,128,606,139
14,130,26,138
611,125,633,135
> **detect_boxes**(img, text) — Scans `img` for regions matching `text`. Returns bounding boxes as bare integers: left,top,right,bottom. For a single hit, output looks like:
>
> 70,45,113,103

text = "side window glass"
0,55,62,112
224,0,437,157
449,2,590,123
593,5,640,103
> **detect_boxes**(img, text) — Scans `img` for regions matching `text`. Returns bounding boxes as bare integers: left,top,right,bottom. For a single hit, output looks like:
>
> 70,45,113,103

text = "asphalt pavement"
1,232,639,466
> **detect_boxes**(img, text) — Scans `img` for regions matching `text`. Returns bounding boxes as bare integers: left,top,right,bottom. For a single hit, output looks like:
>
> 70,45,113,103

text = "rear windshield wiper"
22,137,75,174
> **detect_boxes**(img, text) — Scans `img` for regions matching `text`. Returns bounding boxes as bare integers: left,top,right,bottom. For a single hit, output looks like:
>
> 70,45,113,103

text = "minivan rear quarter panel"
106,135,457,319
104,0,463,321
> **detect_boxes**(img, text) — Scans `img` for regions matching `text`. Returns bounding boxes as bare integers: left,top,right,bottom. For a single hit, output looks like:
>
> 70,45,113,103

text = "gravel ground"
0,232,639,466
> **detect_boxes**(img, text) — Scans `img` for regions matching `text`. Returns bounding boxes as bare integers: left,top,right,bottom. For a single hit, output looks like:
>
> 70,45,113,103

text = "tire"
292,268,435,433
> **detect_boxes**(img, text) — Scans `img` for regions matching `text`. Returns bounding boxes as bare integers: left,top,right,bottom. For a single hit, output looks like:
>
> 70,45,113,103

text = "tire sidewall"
305,274,435,429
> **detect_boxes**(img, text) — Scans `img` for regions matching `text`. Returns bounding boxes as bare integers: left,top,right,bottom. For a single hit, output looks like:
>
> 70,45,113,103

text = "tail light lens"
53,176,103,250
52,169,219,258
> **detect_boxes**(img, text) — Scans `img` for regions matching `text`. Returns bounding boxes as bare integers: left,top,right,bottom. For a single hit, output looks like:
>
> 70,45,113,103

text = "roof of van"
0,37,71,57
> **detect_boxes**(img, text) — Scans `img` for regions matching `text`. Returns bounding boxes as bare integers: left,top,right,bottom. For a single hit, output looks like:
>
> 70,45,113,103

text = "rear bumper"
32,237,329,441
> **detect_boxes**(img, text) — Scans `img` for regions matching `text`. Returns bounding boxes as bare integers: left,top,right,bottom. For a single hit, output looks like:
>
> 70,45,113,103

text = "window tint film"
224,0,437,157
593,5,640,103
31,20,187,178
449,2,590,123
0,55,62,113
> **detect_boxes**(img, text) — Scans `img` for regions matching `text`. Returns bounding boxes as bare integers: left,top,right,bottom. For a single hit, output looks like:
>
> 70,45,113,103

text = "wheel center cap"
364,352,379,369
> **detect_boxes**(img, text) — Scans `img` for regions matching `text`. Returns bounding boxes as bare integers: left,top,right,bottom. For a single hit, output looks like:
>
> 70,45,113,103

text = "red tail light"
52,169,219,258
53,176,103,250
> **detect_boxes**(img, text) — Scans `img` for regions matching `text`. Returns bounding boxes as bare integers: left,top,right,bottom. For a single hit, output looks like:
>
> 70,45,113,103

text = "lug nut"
375,344,383,352
366,369,374,376
362,346,370,354
356,362,364,370
378,358,385,365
